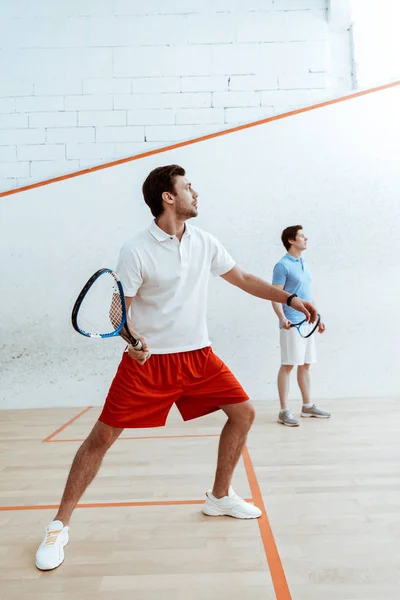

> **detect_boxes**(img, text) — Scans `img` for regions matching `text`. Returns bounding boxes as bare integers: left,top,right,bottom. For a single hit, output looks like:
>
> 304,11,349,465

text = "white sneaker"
202,486,262,519
35,520,69,571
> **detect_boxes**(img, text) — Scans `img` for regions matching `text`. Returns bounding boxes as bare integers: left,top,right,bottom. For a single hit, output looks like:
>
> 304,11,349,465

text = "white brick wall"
0,0,354,191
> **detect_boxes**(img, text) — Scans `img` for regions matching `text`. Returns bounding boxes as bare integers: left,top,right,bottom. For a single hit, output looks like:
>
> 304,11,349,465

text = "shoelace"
44,529,62,546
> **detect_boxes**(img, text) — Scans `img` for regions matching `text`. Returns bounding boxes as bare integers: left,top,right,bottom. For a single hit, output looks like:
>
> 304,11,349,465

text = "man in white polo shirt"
35,166,317,571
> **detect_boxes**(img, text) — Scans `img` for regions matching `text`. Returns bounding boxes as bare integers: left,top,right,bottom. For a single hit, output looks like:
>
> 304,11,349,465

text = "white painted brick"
29,160,80,179
0,178,17,192
115,47,212,78
272,41,328,73
78,111,126,126
18,144,65,161
0,162,30,178
229,75,278,91
0,1,114,19
145,125,216,142
131,78,180,94
46,128,95,144
185,14,235,44
78,158,116,168
0,146,17,161
16,177,33,188
261,89,331,107
83,79,131,95
88,15,188,47
114,48,163,78
114,0,278,12
208,44,262,76
1,49,113,80
212,91,260,108
0,114,29,128
65,95,113,111
96,127,145,143
272,0,326,9
127,110,175,126
66,143,116,160
115,93,211,110
224,106,275,124
0,98,16,113
0,81,34,97
236,10,327,43
181,76,228,92
34,80,83,96
29,112,78,128
209,41,327,76
0,129,45,145
113,0,196,14
2,17,87,49
16,96,64,113
114,142,155,157
161,46,212,76
176,108,224,125
278,72,328,89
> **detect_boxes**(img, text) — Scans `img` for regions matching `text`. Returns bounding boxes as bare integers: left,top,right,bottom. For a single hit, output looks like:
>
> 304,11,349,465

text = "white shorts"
280,328,317,366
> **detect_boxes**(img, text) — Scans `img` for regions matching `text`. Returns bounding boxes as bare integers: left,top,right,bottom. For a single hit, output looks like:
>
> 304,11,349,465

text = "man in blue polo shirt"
271,225,330,426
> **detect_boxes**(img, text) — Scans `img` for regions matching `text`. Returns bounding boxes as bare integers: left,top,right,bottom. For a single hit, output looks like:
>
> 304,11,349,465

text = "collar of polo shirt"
286,254,302,262
149,220,193,242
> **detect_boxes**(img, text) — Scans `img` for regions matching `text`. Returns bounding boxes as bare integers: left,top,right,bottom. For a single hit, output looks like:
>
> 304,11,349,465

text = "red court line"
242,446,292,600
42,406,92,442
0,498,252,511
49,433,220,442
1,79,399,199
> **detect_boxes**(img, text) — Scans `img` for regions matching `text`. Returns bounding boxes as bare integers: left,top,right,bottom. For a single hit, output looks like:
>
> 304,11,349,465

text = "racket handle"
130,338,143,351
128,337,151,359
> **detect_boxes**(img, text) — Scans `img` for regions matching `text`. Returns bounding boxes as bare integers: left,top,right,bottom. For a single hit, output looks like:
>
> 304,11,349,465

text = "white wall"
351,0,400,88
0,0,354,192
1,84,400,409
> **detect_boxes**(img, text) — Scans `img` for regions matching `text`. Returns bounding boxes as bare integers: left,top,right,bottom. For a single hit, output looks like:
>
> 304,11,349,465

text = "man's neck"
155,215,187,241
288,248,302,259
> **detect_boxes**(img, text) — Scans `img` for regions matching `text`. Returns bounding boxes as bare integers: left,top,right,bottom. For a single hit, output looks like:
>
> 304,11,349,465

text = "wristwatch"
286,293,297,306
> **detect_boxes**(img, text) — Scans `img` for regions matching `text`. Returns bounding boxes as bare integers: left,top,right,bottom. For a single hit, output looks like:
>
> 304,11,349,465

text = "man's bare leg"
297,363,311,405
277,364,294,410
54,421,123,525
211,401,255,499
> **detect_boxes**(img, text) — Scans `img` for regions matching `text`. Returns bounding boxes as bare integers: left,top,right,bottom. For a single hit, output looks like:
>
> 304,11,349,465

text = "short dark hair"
142,164,186,217
281,225,302,251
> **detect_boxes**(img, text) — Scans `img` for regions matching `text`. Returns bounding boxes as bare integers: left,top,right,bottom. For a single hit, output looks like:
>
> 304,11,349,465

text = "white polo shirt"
116,220,236,354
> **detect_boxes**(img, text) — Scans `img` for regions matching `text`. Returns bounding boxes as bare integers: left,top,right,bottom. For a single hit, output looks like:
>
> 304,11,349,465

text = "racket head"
296,313,321,338
71,268,129,340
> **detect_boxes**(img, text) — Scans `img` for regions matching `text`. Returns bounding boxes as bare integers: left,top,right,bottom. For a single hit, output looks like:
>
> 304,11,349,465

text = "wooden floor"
1,397,399,600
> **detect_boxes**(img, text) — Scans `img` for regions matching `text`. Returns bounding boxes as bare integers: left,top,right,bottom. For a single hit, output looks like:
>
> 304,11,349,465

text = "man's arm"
220,265,317,322
122,296,150,365
271,284,292,329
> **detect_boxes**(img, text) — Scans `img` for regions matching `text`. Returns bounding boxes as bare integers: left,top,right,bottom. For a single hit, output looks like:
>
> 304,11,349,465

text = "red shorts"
99,346,248,428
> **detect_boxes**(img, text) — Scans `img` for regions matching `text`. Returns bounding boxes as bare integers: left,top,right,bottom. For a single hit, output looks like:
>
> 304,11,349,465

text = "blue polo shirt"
272,254,312,324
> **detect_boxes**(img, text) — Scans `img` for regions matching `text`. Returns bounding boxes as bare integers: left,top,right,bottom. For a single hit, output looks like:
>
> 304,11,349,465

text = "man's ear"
161,191,174,206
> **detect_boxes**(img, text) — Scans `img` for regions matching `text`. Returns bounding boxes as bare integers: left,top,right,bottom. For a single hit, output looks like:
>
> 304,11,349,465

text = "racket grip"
129,338,151,359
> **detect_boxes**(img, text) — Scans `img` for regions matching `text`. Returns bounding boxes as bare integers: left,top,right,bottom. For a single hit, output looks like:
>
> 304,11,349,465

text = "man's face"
290,229,308,251
172,176,198,219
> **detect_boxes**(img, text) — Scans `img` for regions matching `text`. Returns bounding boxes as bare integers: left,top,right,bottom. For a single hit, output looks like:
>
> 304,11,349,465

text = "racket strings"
76,274,124,336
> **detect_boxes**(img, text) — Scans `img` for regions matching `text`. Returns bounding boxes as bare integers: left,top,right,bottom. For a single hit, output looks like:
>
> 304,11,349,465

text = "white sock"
210,491,227,501
303,403,313,408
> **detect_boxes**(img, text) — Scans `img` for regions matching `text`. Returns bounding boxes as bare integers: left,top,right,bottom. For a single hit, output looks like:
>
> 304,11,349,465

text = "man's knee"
222,400,255,429
86,420,123,450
